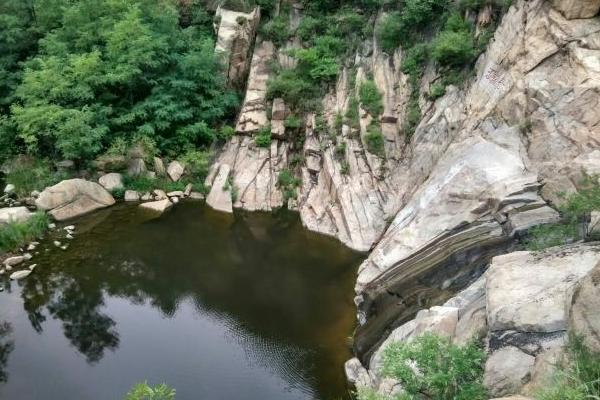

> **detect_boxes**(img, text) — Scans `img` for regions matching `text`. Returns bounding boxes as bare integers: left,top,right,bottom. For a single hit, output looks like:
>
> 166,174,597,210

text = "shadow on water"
0,203,364,400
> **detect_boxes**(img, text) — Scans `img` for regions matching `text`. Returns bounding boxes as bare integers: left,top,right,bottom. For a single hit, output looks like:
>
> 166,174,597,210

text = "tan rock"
167,161,184,182
139,199,173,214
35,179,115,221
553,0,600,19
484,346,535,397
205,163,233,213
570,261,600,353
0,207,33,225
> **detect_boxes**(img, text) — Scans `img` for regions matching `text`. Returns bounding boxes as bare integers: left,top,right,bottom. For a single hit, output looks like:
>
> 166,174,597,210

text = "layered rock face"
353,0,600,359
347,243,600,398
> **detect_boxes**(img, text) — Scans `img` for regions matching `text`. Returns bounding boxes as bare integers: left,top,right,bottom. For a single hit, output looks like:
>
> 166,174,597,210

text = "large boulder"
98,173,123,191
0,207,32,225
205,163,233,213
570,262,600,353
35,179,115,221
486,245,600,333
127,158,146,177
553,0,600,19
167,161,184,182
484,346,535,397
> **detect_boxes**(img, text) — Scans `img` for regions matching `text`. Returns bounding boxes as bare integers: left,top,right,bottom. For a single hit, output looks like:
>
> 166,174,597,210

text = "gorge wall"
209,0,600,397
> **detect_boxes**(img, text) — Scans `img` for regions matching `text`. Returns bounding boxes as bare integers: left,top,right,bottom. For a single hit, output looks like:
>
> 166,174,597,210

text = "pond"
0,203,364,400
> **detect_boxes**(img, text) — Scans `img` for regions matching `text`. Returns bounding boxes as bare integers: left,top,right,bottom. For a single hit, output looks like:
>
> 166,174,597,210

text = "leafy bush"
254,126,272,148
267,69,319,110
0,212,50,253
7,0,238,161
375,0,449,52
260,15,290,46
537,336,600,400
381,333,487,400
277,168,300,202
218,125,235,142
432,15,476,67
428,83,446,99
180,150,211,181
346,95,360,129
401,44,429,78
284,115,302,130
404,98,422,139
123,382,175,400
364,124,385,157
334,142,347,160
359,80,383,117
524,223,578,251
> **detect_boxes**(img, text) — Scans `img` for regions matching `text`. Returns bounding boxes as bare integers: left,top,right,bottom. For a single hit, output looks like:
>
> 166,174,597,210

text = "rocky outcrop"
205,163,234,213
0,207,33,224
139,199,173,214
570,261,600,353
553,0,600,19
348,243,600,398
167,161,184,182
35,179,115,221
214,6,260,87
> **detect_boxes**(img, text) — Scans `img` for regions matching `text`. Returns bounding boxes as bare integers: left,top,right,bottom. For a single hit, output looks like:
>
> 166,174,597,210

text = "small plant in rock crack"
277,168,301,202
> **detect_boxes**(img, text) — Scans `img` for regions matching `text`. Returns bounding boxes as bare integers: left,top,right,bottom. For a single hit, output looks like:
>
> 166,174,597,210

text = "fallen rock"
484,346,535,397
124,190,140,202
167,191,184,197
189,192,205,200
153,189,167,200
0,207,33,225
184,183,193,197
98,173,123,191
35,179,115,221
3,184,15,194
140,192,153,201
9,269,32,280
205,163,233,213
3,256,25,267
570,262,600,353
139,199,173,214
171,196,179,204
167,161,184,182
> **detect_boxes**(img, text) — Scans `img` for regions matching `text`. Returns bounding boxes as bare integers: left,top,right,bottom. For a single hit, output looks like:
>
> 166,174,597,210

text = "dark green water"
0,203,363,400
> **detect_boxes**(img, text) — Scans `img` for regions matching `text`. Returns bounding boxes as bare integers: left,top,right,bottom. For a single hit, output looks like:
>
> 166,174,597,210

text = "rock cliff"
208,0,600,397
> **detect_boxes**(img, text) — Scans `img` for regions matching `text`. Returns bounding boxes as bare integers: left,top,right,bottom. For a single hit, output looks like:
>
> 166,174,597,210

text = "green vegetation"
284,115,303,130
0,0,238,165
537,336,600,400
525,178,600,251
260,15,291,46
0,212,49,253
358,333,487,400
123,382,175,400
431,14,476,67
4,157,66,197
254,125,272,148
428,83,446,99
359,80,384,117
364,124,385,157
277,168,301,202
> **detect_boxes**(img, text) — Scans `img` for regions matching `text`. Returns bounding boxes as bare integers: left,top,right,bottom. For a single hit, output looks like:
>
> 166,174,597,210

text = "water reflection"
0,322,14,383
1,203,363,400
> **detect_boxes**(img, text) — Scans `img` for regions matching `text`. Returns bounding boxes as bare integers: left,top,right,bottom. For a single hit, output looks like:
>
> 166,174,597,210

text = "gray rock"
127,158,146,177
171,196,179,204
3,184,15,194
184,183,193,197
124,190,140,202
570,262,600,353
139,199,173,214
10,269,32,280
35,179,115,221
484,346,535,397
153,157,166,176
205,163,233,213
0,207,33,225
189,192,205,200
30,190,40,198
486,244,600,333
167,191,184,198
271,98,287,120
140,192,153,201
55,160,74,169
153,189,167,200
552,0,600,19
98,173,124,191
167,161,184,182
3,256,25,267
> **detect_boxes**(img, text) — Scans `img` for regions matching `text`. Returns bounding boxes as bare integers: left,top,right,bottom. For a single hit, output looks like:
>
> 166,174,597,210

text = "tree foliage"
1,0,238,162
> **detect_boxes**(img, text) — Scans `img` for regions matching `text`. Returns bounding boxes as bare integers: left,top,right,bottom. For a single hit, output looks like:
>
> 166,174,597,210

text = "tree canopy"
0,0,238,162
